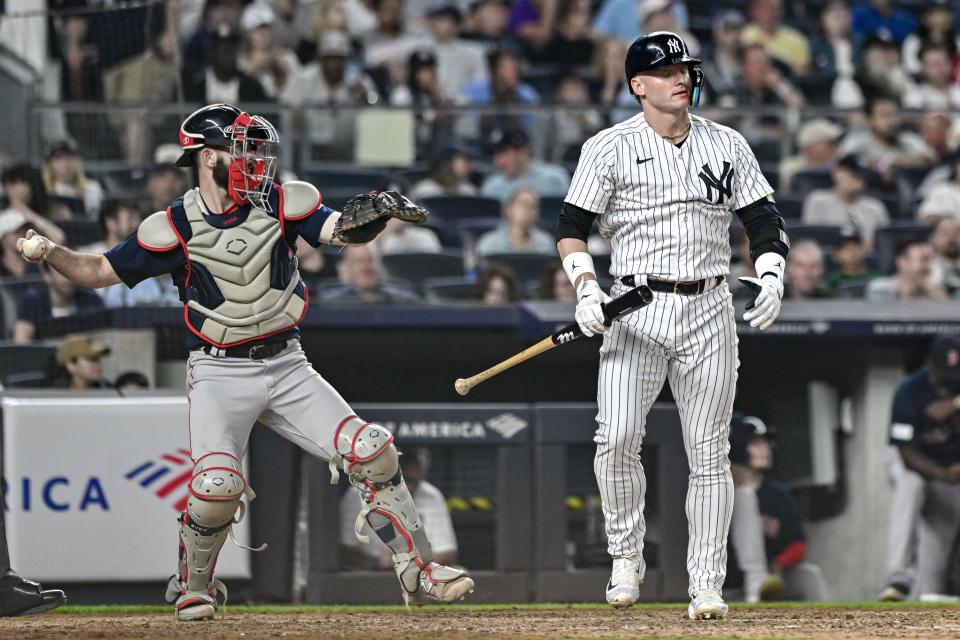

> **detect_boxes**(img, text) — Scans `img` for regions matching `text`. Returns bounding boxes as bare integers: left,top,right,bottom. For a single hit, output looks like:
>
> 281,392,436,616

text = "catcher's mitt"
333,191,428,243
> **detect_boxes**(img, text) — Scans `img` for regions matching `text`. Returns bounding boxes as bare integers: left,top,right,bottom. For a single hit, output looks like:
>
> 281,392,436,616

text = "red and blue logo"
125,449,194,512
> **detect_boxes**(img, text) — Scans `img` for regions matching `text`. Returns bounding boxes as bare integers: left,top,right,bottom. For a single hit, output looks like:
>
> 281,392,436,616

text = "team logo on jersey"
667,39,681,54
698,161,735,204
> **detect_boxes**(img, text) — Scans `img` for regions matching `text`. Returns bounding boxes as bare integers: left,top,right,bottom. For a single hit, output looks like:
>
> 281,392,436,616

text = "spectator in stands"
390,50,456,157
282,32,379,160
184,0,245,68
808,1,860,109
533,0,595,67
52,334,112,390
115,370,150,390
425,5,489,100
0,165,65,249
462,0,513,55
41,140,104,220
903,45,960,111
866,238,948,302
551,75,603,162
340,447,458,569
59,12,103,102
779,118,843,193
701,10,746,107
592,0,689,46
732,44,805,147
462,45,540,145
597,38,633,113
853,32,912,106
928,217,960,295
376,217,443,255
0,212,37,279
480,129,568,201
13,262,103,343
851,0,916,45
640,0,700,56
801,154,890,250
901,0,959,76
784,239,831,300
276,0,322,51
509,0,560,54
919,110,952,165
476,187,555,257
537,260,576,301
183,25,271,105
740,0,810,77
475,262,522,303
342,0,379,38
363,0,421,79
918,153,960,224
238,2,301,99
321,244,420,303
409,145,479,200
885,335,960,599
147,164,190,216
839,96,936,179
826,227,878,296
728,413,829,601
77,200,140,256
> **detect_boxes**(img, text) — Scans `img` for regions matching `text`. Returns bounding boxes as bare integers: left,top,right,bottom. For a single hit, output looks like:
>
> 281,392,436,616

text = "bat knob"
454,378,470,396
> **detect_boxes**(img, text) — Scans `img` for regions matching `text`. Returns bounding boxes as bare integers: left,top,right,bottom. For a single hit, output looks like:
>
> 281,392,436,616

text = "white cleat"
606,555,642,608
688,588,728,620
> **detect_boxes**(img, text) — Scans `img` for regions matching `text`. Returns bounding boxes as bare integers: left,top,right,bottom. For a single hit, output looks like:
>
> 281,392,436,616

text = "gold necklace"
663,119,691,141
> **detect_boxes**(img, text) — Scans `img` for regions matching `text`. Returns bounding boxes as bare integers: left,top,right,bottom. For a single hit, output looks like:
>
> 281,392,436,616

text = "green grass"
52,600,960,615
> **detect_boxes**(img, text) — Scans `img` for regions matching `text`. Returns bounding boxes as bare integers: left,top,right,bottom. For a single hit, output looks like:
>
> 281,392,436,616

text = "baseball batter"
17,104,473,620
556,32,790,619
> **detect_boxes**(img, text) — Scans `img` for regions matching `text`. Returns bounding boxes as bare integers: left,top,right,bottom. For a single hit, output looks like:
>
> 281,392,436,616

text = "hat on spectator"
0,209,27,237
47,138,78,159
862,31,897,51
56,335,111,365
797,119,843,148
836,153,868,178
838,225,862,245
409,49,438,70
928,335,960,390
639,0,672,18
491,128,530,153
728,412,773,466
154,143,184,166
318,31,352,57
712,9,745,30
209,23,240,44
427,5,462,21
241,2,274,30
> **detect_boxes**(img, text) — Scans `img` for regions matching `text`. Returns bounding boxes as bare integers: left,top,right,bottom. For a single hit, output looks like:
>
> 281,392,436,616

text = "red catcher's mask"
226,112,279,211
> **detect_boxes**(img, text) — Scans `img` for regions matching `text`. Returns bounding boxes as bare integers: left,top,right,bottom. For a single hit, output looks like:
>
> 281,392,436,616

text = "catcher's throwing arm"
455,284,653,396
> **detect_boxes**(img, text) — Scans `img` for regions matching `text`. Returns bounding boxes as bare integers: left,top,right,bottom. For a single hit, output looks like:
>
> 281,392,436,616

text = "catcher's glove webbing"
333,191,428,243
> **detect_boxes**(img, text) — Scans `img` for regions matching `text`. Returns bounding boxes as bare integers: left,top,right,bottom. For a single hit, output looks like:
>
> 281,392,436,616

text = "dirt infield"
1,605,958,640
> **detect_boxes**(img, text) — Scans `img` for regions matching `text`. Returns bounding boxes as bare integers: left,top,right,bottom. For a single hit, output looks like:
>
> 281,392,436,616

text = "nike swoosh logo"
636,157,653,165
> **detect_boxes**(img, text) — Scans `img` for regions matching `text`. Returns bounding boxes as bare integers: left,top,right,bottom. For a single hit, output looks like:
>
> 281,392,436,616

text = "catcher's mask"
225,112,280,211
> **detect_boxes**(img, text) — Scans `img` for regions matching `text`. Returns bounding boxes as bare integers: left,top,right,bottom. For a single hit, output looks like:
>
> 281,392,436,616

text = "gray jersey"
565,113,773,281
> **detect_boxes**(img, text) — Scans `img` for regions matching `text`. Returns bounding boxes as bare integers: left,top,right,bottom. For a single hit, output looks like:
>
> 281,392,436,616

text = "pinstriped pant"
595,281,738,597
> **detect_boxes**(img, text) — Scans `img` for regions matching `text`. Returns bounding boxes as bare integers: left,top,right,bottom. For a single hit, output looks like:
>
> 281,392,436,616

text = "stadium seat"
775,194,804,218
0,342,56,387
302,166,388,194
57,219,102,248
783,223,844,248
418,195,502,221
0,275,43,338
873,223,932,275
458,217,500,253
791,169,833,194
382,250,465,282
422,276,478,303
481,253,556,283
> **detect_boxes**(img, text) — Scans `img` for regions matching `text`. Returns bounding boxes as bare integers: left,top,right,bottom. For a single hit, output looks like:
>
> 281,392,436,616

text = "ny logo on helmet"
668,39,681,54
698,161,735,204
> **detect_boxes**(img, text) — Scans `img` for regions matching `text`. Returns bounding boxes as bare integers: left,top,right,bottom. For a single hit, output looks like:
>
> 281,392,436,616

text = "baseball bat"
454,285,653,396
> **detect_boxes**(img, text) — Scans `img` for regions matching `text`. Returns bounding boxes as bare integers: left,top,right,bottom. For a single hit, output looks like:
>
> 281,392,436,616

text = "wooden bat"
454,285,653,396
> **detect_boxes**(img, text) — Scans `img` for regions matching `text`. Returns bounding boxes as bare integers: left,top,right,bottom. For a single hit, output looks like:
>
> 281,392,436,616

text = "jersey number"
698,161,734,205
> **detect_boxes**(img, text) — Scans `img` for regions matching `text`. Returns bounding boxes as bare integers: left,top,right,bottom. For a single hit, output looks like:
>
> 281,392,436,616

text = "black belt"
619,275,724,295
194,337,296,360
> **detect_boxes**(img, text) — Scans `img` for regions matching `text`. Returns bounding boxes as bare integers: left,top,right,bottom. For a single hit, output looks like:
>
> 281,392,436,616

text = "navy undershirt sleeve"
104,233,188,289
286,204,335,247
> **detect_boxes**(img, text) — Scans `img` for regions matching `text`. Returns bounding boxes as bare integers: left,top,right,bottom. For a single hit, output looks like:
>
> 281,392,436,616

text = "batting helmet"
624,31,703,106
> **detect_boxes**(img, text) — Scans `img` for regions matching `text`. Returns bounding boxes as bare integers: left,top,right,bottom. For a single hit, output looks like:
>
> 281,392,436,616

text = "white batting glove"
575,279,612,337
738,275,783,330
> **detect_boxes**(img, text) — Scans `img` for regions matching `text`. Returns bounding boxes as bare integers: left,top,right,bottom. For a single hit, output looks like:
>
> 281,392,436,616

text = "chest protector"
173,188,306,346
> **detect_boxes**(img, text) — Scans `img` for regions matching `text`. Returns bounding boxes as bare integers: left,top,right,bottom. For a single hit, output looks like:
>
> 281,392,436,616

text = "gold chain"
663,118,691,141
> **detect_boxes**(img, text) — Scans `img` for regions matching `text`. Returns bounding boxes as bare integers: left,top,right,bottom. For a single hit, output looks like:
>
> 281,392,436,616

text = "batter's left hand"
575,279,612,336
738,275,783,330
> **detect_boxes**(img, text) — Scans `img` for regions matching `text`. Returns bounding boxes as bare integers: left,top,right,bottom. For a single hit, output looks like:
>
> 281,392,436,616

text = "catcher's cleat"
0,572,65,617
879,583,909,602
688,589,728,620
606,555,642,608
172,578,228,621
398,562,475,606
758,573,785,601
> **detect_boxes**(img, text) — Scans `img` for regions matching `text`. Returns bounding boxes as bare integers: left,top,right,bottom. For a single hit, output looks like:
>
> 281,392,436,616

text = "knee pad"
330,415,398,484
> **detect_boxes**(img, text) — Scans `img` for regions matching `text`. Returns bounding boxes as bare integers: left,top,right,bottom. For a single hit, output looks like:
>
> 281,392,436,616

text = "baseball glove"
333,191,428,243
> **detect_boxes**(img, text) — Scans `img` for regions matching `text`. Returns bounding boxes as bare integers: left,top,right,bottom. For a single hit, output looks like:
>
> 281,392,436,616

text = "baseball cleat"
401,563,475,606
0,573,66,617
175,592,217,621
758,573,785,601
688,589,728,620
878,583,909,602
606,555,642,608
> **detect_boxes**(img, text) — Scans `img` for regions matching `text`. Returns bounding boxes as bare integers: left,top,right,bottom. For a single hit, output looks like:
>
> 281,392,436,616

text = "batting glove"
738,275,783,330
575,280,612,337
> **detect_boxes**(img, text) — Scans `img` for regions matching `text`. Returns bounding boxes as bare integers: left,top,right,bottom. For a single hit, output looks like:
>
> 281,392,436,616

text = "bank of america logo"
485,413,528,439
125,449,193,512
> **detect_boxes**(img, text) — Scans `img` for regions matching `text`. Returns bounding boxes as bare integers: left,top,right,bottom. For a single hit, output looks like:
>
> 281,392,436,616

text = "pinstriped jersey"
564,112,773,282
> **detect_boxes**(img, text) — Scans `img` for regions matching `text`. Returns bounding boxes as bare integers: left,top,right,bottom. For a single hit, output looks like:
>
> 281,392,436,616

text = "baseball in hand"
21,235,46,260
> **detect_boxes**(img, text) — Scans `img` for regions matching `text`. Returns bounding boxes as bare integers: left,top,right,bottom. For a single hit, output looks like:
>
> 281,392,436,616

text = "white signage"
2,397,251,582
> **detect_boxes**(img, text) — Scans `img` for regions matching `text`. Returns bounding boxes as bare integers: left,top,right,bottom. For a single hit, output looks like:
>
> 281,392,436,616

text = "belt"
194,337,297,360
619,275,724,295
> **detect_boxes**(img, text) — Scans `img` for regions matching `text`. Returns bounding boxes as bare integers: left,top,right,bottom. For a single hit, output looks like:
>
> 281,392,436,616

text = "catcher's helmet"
624,31,703,106
175,103,243,167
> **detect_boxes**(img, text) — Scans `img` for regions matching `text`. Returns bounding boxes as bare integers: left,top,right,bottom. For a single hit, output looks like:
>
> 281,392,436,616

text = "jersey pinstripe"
565,113,773,281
